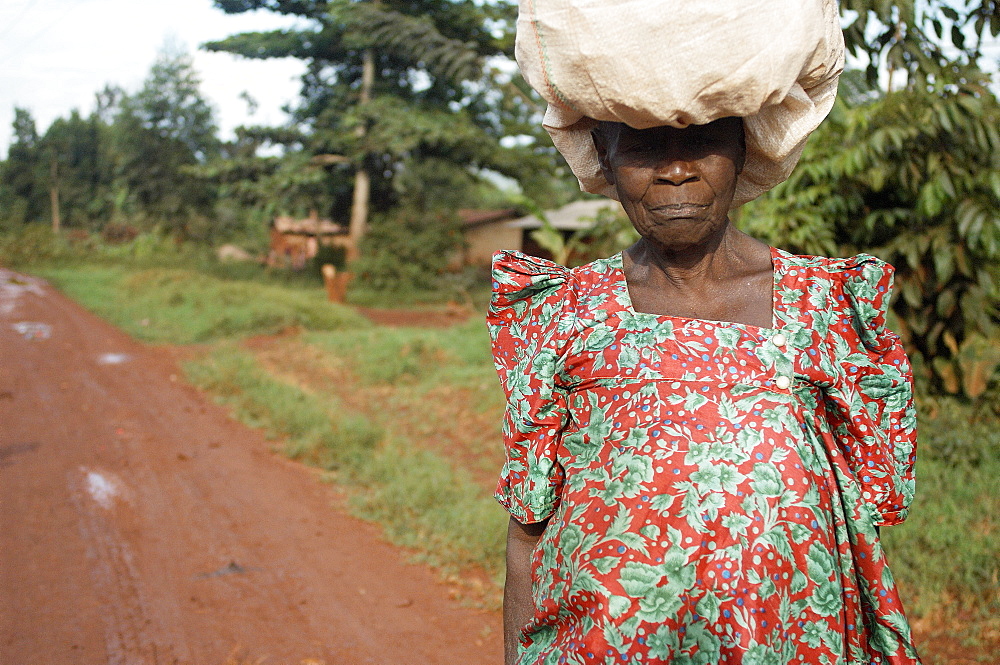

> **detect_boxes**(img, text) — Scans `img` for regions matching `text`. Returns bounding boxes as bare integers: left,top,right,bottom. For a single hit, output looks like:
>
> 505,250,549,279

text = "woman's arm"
504,516,548,665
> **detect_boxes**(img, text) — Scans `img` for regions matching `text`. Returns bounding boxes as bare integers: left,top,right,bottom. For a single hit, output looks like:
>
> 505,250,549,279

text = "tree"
110,45,222,238
204,0,561,256
40,110,112,231
0,108,46,226
743,2,1000,399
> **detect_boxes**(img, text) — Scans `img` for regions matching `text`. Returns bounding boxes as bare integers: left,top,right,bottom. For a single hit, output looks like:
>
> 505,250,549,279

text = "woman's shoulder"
774,247,891,273
774,248,897,342
774,248,895,291
491,251,621,296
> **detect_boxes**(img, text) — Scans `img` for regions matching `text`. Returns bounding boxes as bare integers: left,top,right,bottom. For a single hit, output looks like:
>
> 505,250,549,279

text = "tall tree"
40,110,111,231
0,108,46,226
204,0,558,254
111,45,222,238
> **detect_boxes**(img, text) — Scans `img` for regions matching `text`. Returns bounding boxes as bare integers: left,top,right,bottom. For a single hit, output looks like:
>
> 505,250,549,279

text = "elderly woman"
488,1,921,664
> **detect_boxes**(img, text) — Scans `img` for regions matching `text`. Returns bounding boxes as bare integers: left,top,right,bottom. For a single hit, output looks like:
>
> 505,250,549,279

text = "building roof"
508,199,625,230
458,208,521,227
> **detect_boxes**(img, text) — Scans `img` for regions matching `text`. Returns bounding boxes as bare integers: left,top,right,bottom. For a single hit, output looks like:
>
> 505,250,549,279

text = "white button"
775,376,791,390
772,333,787,347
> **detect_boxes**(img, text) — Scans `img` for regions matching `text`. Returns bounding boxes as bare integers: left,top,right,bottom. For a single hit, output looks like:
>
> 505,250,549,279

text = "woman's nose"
655,156,700,186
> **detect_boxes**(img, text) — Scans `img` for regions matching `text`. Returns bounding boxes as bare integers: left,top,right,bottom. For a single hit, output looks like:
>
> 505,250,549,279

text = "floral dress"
487,248,921,665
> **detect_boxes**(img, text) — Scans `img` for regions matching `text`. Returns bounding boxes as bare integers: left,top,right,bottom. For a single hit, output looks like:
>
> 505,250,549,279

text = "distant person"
488,1,921,663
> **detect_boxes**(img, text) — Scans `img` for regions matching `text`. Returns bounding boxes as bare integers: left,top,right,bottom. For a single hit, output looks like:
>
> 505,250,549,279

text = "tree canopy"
203,0,559,222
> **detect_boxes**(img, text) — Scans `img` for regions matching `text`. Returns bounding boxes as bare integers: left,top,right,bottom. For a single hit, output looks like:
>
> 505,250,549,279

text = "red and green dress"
488,248,920,665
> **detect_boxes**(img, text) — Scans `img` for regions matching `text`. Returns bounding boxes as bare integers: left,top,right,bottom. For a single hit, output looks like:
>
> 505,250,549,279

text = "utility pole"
346,48,374,262
49,156,61,234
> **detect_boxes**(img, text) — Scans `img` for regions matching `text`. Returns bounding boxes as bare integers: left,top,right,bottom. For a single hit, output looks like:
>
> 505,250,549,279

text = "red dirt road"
0,269,502,665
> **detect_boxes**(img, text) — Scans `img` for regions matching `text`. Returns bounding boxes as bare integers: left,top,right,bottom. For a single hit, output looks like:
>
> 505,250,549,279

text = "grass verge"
36,265,368,343
881,400,1000,617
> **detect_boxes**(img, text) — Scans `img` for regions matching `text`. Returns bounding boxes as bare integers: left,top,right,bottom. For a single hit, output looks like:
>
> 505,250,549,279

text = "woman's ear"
591,125,616,187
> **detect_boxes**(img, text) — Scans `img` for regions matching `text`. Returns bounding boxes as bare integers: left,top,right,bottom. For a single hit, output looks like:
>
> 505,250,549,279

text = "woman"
489,2,920,663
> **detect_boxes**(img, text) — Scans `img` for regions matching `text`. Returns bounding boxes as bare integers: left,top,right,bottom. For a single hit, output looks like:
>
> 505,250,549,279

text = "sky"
0,0,306,157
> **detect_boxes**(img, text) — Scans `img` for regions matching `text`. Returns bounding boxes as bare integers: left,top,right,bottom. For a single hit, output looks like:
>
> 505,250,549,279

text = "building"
267,212,349,269
458,199,626,265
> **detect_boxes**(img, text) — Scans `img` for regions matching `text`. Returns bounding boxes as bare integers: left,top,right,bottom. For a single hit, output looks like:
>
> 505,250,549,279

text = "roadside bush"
351,207,463,293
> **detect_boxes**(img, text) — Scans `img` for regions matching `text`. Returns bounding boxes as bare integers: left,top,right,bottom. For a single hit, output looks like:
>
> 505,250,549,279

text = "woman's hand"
504,516,549,665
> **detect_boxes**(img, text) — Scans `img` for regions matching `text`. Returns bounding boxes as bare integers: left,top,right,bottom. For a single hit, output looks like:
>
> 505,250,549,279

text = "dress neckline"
610,246,782,332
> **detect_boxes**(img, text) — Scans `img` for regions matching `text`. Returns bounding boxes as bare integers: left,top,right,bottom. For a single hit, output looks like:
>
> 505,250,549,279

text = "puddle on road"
97,353,130,365
0,270,45,316
11,321,52,340
83,469,121,509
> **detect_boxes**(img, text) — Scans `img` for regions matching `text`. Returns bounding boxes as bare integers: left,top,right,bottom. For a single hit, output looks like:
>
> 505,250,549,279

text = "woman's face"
594,117,745,253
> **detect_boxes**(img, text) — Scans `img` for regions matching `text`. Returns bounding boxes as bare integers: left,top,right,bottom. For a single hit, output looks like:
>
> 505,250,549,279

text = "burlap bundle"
515,0,845,206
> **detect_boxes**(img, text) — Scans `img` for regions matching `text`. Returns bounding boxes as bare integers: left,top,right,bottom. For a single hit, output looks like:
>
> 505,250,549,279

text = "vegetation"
202,0,569,260
41,265,367,344
0,47,223,240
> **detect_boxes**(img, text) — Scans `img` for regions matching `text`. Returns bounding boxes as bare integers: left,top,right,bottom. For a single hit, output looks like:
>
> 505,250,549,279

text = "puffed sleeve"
487,250,575,524
823,255,918,527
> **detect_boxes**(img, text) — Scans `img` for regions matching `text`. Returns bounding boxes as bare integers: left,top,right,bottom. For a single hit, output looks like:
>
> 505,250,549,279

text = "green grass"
37,265,368,344
304,316,496,387
184,346,381,469
881,401,1000,615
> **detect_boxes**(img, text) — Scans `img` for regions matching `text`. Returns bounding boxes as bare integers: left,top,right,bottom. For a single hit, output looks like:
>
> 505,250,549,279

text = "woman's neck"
622,225,774,326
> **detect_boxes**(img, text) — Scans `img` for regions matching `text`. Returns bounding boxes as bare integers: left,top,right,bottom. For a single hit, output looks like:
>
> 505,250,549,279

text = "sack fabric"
515,0,845,206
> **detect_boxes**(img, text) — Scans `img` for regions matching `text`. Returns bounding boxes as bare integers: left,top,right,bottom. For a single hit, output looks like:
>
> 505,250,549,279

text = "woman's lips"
647,202,711,218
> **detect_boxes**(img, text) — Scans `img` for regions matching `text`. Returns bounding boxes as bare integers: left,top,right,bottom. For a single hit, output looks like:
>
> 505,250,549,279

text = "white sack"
515,0,845,206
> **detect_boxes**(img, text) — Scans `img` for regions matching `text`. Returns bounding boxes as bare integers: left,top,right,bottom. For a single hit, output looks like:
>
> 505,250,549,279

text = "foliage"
350,206,464,292
204,0,562,218
110,47,221,238
0,108,47,227
841,0,1000,88
881,398,1000,616
0,45,223,239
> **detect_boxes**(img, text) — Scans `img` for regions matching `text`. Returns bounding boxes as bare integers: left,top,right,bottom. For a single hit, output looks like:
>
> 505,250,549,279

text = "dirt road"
0,268,502,665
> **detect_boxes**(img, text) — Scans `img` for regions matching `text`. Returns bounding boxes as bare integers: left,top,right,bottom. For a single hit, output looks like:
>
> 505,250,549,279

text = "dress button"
775,376,791,390
772,333,787,347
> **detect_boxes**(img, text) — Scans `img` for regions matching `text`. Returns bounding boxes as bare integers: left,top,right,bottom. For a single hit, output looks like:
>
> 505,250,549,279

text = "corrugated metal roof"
508,199,625,229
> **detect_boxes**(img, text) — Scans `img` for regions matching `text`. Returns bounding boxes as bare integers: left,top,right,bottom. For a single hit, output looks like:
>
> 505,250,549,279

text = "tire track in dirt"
0,268,501,664
70,466,179,665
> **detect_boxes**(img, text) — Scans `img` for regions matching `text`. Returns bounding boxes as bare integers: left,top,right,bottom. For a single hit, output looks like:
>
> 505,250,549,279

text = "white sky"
0,0,306,157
